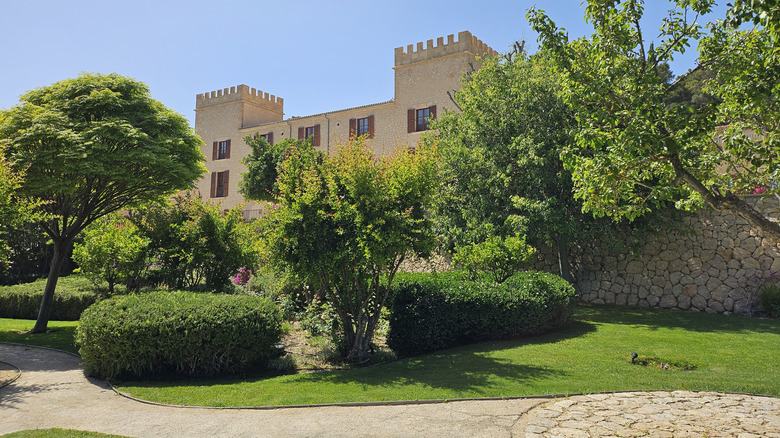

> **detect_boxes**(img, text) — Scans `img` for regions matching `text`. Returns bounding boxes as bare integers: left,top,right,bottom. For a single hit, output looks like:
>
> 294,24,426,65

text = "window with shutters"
349,115,375,139
212,139,231,160
210,170,229,198
407,106,437,132
297,124,320,146
259,132,273,145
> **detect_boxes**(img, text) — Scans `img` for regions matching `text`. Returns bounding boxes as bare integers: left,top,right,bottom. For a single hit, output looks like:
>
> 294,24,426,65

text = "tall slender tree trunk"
556,237,572,283
28,238,70,334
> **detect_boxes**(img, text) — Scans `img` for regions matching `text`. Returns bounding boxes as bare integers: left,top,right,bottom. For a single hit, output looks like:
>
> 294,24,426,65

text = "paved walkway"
1,343,778,437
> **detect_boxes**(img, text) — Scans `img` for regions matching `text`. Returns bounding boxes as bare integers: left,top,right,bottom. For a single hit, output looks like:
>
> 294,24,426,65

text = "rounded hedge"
0,276,99,320
76,291,282,379
387,270,576,356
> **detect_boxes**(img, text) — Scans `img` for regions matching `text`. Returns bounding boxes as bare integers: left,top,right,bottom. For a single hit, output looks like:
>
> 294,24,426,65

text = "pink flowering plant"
233,267,252,287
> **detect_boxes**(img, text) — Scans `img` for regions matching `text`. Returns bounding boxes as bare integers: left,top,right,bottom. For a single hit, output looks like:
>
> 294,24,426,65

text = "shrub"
76,291,282,379
452,234,536,283
387,270,576,356
72,213,148,294
0,276,99,320
758,283,780,317
130,194,259,291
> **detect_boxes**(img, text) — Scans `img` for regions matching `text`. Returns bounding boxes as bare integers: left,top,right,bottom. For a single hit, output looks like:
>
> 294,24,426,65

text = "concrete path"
1,343,778,437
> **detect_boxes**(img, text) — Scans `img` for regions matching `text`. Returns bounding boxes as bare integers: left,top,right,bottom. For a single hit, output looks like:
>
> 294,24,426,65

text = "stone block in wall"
683,284,698,297
691,295,707,310
678,294,692,309
626,260,644,274
697,285,711,299
723,297,734,312
659,249,678,261
670,271,684,285
659,295,677,309
647,295,660,306
669,259,687,272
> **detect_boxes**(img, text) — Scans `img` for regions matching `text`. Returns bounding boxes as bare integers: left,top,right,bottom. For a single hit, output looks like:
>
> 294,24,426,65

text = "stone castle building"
194,31,497,217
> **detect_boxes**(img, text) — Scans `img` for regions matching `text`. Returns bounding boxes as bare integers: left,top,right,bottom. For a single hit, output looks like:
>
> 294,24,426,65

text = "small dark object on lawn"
631,352,638,364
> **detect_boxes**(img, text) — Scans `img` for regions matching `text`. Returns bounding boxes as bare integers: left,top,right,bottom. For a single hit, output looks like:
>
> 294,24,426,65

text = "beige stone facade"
194,31,497,217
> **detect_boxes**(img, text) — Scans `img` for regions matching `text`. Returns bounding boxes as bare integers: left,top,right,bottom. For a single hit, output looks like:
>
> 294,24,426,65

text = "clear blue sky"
1,1,729,126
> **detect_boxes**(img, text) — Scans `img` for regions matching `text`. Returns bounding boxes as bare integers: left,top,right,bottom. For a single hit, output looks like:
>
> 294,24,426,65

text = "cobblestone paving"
522,391,780,438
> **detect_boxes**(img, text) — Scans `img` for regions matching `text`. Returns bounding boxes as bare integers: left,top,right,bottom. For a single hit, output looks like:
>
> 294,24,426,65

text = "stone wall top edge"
196,84,284,111
394,30,498,67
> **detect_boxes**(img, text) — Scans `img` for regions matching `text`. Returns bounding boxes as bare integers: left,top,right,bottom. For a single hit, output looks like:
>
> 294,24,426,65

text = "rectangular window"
212,139,231,160
210,170,229,198
416,108,430,131
259,132,273,145
349,115,375,139
298,124,320,146
357,117,370,136
407,106,436,133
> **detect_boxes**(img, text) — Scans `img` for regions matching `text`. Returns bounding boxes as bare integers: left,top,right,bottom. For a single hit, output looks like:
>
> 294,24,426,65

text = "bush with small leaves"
76,291,282,379
388,270,576,356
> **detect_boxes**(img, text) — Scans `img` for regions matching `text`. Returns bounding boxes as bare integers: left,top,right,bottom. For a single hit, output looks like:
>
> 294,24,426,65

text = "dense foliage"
452,234,536,283
528,0,780,243
0,73,205,332
387,270,577,356
131,195,259,291
72,213,147,294
262,139,440,361
0,276,99,320
76,291,282,379
239,136,321,202
432,53,587,281
0,152,45,270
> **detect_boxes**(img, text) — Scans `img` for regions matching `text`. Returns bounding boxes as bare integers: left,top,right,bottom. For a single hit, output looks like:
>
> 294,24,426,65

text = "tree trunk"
671,154,780,245
28,238,69,334
556,237,572,283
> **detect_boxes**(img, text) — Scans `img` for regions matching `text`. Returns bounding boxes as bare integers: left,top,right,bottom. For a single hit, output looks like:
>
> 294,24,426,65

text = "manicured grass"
115,304,780,406
0,318,79,354
1,429,129,438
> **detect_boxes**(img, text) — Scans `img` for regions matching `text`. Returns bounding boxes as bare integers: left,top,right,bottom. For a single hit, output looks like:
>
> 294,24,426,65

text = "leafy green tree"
0,73,205,333
262,139,440,362
239,136,321,202
72,213,148,294
528,0,780,243
131,194,259,291
432,53,587,281
0,152,45,269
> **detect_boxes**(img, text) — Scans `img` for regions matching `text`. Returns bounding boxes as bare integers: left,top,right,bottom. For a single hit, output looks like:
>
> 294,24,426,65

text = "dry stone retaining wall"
557,195,780,315
403,195,780,316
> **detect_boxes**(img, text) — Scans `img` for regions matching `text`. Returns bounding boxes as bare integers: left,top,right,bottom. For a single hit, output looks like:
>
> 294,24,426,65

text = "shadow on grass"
121,319,596,396
575,303,780,335
0,324,79,354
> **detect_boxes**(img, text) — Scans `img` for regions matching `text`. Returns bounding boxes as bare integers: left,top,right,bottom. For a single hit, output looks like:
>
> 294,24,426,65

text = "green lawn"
113,304,780,406
0,319,79,354
2,305,778,407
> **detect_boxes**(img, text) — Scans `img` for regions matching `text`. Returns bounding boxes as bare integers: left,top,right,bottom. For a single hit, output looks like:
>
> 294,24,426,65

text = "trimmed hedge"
0,276,100,320
76,291,282,379
388,270,576,356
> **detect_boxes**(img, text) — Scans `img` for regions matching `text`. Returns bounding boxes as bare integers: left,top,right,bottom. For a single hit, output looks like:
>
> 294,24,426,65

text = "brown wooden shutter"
212,141,218,161
313,124,320,147
349,118,356,139
223,170,229,197
225,139,231,159
368,115,375,139
267,132,273,145
210,172,216,198
429,105,437,121
407,109,415,133
298,127,305,140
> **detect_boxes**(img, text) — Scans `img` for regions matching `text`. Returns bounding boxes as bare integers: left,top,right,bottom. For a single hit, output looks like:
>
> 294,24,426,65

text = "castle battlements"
394,30,498,67
196,84,284,113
